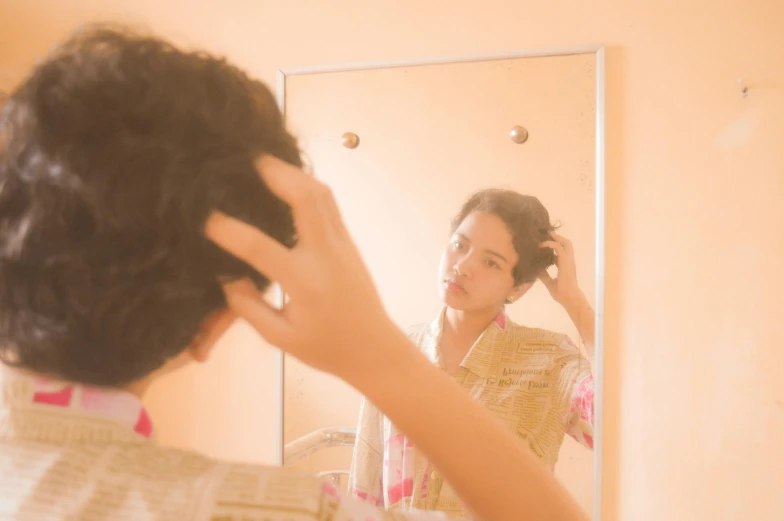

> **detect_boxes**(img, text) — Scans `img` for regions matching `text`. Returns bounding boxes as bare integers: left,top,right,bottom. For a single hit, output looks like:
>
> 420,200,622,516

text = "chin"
441,293,470,311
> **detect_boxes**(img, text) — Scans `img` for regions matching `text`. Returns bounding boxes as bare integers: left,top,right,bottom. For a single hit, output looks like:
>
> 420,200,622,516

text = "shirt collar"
0,367,155,444
422,307,508,378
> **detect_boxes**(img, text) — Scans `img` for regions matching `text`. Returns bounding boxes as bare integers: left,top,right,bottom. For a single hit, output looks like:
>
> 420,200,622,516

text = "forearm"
564,291,595,354
344,323,589,521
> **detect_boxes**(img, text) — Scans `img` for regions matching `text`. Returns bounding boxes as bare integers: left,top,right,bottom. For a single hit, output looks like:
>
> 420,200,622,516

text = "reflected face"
438,211,519,312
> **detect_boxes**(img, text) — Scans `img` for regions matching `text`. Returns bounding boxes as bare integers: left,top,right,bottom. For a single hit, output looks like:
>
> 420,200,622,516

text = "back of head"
0,25,300,387
452,189,558,284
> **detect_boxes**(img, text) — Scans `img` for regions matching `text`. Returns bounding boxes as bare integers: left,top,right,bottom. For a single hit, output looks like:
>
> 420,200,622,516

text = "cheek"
474,270,514,297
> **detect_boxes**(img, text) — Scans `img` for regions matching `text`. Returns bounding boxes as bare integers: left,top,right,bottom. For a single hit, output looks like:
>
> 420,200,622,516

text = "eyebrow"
455,233,509,264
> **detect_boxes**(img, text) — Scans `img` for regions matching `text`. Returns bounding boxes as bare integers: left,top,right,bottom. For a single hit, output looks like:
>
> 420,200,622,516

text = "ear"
506,280,535,304
185,309,238,363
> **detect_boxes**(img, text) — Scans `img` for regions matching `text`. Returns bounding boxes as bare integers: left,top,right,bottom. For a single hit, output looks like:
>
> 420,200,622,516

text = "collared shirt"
0,368,458,521
348,310,594,518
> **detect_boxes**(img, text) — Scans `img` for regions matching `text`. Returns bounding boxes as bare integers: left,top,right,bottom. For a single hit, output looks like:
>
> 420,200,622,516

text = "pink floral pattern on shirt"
384,433,415,505
351,488,384,506
322,482,341,502
566,374,595,448
31,377,153,439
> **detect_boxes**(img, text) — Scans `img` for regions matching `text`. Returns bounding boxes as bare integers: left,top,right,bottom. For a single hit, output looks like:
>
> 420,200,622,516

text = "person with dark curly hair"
0,24,590,521
350,190,597,517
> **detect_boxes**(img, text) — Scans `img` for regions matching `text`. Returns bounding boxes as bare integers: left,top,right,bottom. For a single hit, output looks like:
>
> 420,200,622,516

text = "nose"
453,253,473,278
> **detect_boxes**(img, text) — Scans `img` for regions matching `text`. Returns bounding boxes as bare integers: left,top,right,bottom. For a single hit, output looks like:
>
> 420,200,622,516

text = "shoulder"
135,444,335,518
504,321,570,349
2,440,335,520
504,321,586,361
404,321,430,340
404,321,436,357
123,442,306,482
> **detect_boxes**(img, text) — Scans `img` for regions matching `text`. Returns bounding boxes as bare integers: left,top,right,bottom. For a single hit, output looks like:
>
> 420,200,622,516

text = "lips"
444,278,467,294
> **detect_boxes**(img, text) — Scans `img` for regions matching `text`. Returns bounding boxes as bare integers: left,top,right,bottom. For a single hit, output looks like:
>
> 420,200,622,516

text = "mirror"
277,47,605,518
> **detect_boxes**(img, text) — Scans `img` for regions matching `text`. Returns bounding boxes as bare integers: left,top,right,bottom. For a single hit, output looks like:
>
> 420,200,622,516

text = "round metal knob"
509,126,529,144
341,132,359,149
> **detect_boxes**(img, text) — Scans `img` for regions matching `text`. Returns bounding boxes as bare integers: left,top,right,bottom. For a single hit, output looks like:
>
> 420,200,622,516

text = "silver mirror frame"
273,44,606,520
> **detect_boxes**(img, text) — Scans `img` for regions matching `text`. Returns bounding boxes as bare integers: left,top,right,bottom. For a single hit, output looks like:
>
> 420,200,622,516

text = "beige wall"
1,1,782,520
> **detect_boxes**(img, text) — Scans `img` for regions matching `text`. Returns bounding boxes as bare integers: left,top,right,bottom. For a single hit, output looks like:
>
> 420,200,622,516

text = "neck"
444,305,503,342
123,378,153,399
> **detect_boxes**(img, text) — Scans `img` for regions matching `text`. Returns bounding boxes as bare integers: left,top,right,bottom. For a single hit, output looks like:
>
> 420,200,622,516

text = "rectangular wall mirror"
275,46,605,519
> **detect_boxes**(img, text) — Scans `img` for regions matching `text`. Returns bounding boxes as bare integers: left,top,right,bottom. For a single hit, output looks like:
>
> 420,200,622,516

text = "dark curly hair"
451,189,558,284
0,25,301,387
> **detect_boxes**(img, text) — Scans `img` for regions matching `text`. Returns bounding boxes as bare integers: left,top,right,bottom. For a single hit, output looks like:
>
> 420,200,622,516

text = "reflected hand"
538,232,583,309
205,156,393,378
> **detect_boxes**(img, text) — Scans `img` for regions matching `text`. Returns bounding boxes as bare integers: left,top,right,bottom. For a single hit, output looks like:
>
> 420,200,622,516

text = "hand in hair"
539,233,595,350
539,232,582,306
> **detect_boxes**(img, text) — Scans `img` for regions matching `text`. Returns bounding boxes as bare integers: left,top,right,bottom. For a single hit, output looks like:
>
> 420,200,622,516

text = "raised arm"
539,233,595,355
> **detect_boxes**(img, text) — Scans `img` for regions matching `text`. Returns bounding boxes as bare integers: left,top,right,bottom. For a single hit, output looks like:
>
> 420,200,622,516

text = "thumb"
222,279,294,347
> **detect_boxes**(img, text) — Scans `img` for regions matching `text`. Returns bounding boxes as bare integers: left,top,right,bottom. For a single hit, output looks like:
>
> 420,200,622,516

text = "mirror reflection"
282,51,601,517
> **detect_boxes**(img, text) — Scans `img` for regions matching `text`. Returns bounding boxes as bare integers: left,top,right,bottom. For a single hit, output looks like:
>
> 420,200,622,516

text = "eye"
452,241,464,250
485,259,500,269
